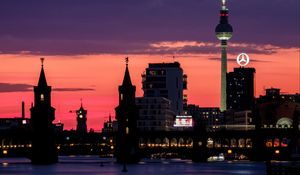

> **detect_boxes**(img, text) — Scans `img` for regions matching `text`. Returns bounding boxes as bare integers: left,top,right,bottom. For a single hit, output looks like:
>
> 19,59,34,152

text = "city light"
0,0,298,171
174,116,193,127
22,120,27,124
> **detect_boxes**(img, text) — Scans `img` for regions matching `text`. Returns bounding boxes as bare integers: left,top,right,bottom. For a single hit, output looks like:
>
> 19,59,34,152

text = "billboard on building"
174,116,193,127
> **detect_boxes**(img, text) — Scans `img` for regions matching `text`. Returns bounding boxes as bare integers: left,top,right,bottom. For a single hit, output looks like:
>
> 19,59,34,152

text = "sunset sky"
0,0,299,131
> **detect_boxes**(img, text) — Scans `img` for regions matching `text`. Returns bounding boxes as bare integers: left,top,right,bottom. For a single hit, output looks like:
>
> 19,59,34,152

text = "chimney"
22,101,25,119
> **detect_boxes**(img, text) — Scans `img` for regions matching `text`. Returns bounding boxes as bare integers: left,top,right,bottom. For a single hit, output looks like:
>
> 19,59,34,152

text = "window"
207,138,214,148
149,70,156,76
40,94,44,101
265,139,272,147
274,139,280,147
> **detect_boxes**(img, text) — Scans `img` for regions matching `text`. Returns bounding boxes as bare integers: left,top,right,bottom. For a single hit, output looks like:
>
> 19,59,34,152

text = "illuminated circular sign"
236,53,250,67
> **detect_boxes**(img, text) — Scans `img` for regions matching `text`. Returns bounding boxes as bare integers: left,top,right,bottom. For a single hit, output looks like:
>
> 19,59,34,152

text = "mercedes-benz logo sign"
236,53,250,67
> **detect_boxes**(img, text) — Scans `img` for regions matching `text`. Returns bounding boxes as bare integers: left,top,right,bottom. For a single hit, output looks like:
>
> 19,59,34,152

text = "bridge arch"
230,138,237,148
170,138,177,147
178,138,184,147
162,138,169,147
238,138,245,148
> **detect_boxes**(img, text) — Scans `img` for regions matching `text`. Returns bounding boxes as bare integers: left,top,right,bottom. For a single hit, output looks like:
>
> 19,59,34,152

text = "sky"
0,0,299,131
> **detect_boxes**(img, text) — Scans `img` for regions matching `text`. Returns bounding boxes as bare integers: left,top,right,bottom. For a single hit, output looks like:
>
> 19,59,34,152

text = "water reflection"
0,156,266,175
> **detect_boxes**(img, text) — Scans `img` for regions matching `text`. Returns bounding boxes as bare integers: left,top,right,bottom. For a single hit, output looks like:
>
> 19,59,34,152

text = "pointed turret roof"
122,57,133,86
79,98,85,110
38,58,48,87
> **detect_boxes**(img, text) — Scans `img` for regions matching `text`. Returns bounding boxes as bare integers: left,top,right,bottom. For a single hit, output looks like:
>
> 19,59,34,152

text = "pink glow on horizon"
0,47,299,131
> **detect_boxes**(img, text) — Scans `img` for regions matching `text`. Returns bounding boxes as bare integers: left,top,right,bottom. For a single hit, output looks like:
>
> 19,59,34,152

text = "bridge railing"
207,125,255,131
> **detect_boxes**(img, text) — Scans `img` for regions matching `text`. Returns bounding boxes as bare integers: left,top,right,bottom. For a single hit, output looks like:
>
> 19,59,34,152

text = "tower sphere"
215,23,233,41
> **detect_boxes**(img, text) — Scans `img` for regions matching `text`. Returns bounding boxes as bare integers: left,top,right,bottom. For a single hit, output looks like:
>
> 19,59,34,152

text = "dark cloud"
0,83,32,92
0,0,298,55
0,83,95,93
0,39,284,56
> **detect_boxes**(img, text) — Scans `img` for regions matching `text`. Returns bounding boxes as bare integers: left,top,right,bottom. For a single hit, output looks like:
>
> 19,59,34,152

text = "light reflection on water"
0,156,266,175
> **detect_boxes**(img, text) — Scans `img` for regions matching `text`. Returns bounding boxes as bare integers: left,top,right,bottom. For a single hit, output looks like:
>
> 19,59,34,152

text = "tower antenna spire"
125,57,129,67
40,58,45,67
221,0,227,10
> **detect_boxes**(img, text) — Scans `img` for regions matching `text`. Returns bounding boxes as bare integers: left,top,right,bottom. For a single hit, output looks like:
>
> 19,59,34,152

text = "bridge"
136,125,299,161
0,124,299,161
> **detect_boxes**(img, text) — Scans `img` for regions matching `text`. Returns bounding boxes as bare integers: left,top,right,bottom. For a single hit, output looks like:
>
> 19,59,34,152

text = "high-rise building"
227,67,256,111
142,62,187,115
30,58,58,164
76,103,87,134
115,58,139,163
215,0,233,111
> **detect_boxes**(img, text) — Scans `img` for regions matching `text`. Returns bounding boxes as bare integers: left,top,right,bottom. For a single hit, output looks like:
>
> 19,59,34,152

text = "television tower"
215,0,233,111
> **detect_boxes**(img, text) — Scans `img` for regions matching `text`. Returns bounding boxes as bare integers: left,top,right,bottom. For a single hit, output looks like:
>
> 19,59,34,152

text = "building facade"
136,97,175,131
227,67,256,111
256,88,300,129
142,62,187,115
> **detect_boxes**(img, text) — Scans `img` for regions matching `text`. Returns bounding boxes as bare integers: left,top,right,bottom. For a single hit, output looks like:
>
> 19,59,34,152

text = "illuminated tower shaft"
221,41,228,111
215,0,233,111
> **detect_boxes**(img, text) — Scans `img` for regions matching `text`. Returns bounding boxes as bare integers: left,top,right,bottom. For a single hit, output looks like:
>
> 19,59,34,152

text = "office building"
142,62,187,115
227,67,255,111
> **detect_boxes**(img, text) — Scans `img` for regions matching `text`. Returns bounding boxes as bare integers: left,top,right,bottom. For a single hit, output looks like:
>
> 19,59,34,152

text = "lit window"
40,94,44,101
126,127,129,134
281,138,290,147
120,94,123,100
274,139,280,147
149,71,156,75
207,138,214,148
266,139,273,147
